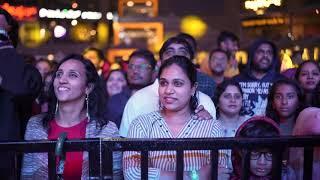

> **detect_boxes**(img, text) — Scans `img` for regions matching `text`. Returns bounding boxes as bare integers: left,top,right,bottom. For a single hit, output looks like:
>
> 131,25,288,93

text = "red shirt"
48,119,87,180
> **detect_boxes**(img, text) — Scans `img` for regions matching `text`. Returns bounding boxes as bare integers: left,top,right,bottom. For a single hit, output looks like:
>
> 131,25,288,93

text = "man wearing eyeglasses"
120,37,216,137
127,49,156,93
105,49,156,128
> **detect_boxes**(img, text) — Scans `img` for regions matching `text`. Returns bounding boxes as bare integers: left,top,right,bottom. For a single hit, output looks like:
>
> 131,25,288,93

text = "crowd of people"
1,8,320,180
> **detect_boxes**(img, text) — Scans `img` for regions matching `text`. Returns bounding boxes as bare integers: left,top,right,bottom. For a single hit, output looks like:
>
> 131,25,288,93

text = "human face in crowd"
162,43,191,61
83,50,103,70
250,149,273,177
218,85,242,116
106,70,127,96
297,62,320,92
127,56,153,87
221,39,238,55
159,64,196,112
253,43,274,72
272,84,299,119
35,61,51,81
209,51,228,75
54,59,89,103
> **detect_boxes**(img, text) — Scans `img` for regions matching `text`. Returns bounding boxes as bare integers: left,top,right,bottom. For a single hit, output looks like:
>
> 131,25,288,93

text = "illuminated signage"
241,17,285,27
39,8,102,20
0,3,37,21
245,0,281,11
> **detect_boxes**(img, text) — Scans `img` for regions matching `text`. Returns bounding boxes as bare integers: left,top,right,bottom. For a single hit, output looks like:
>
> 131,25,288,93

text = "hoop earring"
86,94,90,121
55,101,59,115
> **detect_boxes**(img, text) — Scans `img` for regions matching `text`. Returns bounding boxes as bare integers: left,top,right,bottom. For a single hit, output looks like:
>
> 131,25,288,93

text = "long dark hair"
295,60,320,89
312,83,320,108
212,80,244,119
158,55,198,112
266,79,304,123
104,69,128,97
0,8,19,47
43,54,107,128
246,39,280,74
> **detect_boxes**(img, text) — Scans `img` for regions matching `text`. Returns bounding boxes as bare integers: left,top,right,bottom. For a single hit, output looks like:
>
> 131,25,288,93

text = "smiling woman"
21,54,122,179
123,55,228,180
105,69,128,97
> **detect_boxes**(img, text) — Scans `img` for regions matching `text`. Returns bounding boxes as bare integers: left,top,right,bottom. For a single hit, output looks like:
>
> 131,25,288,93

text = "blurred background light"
54,25,67,38
72,2,78,9
106,12,114,20
71,19,78,26
180,15,207,39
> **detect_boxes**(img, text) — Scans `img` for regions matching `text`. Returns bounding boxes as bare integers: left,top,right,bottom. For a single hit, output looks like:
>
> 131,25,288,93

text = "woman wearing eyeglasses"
230,116,296,180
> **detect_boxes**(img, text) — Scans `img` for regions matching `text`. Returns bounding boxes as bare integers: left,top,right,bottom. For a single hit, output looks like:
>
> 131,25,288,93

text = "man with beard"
233,39,284,116
208,48,229,84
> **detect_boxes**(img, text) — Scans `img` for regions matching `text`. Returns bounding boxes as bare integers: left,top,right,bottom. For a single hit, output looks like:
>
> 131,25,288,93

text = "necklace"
218,116,242,137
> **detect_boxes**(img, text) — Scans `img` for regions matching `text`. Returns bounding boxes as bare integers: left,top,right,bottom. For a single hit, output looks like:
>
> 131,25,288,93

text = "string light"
72,2,78,9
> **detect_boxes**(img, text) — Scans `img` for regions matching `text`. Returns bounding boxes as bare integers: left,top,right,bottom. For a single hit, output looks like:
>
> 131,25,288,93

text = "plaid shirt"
197,71,216,98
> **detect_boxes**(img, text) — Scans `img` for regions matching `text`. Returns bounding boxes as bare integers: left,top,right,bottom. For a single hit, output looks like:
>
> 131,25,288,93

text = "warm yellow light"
19,22,50,48
302,48,310,60
236,51,248,65
97,22,109,46
70,23,92,42
280,51,294,72
285,49,292,57
47,54,54,61
180,15,207,39
127,1,134,7
123,55,129,61
245,0,282,11
241,17,285,27
90,30,96,36
146,1,152,6
110,63,121,70
256,9,265,15
195,51,208,65
40,28,46,38
314,47,319,61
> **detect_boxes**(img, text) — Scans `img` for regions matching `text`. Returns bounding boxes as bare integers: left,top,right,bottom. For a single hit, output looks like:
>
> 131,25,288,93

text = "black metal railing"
0,135,320,180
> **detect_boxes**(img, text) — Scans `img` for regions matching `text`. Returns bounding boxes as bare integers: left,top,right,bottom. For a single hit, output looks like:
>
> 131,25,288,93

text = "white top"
119,79,217,137
123,111,226,180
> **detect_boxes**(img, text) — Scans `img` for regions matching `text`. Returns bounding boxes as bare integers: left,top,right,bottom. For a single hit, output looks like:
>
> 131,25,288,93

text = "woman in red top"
21,54,122,179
